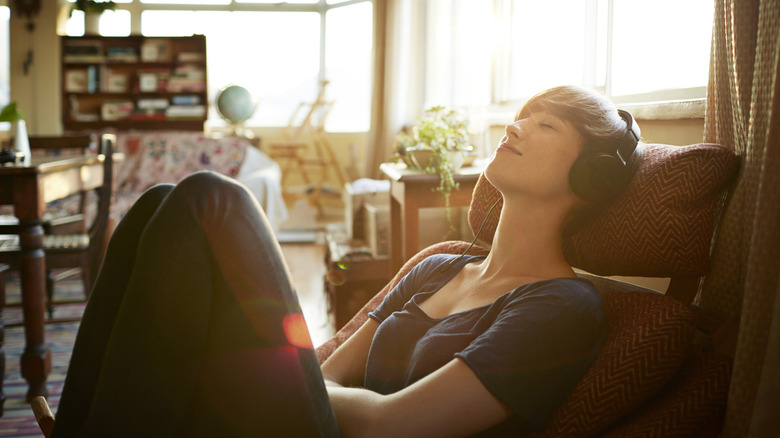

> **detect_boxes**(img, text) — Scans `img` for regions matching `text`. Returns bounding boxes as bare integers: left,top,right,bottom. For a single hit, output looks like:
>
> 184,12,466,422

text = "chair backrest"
29,135,96,233
28,135,93,153
87,134,115,258
468,143,740,303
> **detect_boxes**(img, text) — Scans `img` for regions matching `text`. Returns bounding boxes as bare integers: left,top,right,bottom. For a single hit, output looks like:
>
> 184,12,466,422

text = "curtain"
702,0,780,436
366,0,425,179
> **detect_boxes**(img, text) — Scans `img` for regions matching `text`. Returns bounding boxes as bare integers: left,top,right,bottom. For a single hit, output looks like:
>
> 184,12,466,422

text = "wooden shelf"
61,35,208,132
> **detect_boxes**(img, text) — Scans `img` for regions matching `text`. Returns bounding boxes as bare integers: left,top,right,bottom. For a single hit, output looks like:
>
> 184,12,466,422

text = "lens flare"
283,313,313,349
326,269,346,286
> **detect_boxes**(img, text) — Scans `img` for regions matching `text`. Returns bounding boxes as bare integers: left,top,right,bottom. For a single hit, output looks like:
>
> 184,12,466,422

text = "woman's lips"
497,143,522,155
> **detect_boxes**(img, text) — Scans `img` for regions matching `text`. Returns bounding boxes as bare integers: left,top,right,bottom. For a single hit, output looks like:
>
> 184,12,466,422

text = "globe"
215,85,257,124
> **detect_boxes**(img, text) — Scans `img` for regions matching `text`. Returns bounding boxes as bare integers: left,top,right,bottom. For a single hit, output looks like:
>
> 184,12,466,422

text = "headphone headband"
616,109,641,165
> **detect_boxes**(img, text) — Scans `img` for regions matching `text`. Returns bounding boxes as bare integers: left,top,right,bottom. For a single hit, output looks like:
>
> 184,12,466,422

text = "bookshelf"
61,35,208,132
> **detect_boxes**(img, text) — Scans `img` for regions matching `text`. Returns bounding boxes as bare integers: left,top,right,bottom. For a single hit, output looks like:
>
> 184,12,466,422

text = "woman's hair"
515,85,642,236
516,85,628,156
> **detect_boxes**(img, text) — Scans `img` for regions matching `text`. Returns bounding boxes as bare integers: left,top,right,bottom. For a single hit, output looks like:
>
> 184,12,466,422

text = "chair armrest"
31,396,54,438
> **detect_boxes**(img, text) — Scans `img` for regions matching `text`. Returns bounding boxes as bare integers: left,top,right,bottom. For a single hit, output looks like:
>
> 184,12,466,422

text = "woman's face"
486,110,584,202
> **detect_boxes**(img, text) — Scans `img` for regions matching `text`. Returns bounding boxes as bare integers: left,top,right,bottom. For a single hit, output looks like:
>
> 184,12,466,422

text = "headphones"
568,109,642,203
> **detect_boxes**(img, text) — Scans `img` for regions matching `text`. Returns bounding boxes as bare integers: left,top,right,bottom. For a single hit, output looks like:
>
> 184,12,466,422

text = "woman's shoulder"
506,277,604,312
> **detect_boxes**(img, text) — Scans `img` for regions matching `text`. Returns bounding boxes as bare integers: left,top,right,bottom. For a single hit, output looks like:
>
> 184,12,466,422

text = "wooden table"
0,154,107,401
379,162,484,272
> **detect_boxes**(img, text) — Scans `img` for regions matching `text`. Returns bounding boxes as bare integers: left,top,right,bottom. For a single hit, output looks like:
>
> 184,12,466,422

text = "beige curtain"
702,0,780,436
366,0,425,179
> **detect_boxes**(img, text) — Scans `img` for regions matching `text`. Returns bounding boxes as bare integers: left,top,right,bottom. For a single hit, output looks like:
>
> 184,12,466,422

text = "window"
423,0,714,112
65,0,373,132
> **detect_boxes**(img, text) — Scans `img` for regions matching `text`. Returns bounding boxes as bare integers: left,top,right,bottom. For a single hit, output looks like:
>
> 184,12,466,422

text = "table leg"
402,192,420,264
18,220,51,401
0,264,8,416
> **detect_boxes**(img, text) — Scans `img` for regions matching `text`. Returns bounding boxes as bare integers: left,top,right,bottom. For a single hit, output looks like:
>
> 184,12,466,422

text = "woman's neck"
477,198,576,282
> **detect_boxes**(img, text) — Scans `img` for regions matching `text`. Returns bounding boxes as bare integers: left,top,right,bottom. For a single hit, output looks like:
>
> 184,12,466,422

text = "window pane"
237,0,319,3
98,10,132,36
142,10,321,127
66,9,130,36
325,2,373,132
507,0,588,99
425,0,493,108
611,0,713,98
141,0,230,5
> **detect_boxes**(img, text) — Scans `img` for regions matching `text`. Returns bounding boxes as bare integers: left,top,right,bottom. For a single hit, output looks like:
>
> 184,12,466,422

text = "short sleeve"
455,279,606,431
369,254,459,323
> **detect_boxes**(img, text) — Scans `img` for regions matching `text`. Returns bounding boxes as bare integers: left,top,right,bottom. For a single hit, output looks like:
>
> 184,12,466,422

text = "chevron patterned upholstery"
468,143,740,277
602,351,732,437
532,279,695,437
317,142,737,436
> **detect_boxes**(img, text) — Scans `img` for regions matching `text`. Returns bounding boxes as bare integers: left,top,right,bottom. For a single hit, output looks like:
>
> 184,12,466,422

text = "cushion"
601,351,732,438
531,277,695,437
468,143,740,277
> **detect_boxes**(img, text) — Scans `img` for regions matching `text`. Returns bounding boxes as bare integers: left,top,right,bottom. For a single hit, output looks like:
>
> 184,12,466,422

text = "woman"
53,85,641,437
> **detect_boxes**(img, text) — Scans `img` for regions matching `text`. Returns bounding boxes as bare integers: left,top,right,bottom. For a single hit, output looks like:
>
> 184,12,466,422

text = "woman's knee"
172,171,258,219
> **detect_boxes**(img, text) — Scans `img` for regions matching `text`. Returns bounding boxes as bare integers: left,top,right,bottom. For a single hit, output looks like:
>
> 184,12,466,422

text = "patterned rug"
0,275,84,438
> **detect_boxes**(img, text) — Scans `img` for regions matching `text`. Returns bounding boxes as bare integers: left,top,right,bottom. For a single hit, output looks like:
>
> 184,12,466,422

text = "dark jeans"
53,171,339,437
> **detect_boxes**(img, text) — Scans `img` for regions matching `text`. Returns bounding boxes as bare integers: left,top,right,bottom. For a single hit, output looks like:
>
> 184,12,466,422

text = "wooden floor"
279,240,335,347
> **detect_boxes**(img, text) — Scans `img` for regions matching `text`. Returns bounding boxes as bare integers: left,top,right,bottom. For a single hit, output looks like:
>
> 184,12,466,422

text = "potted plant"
73,0,116,34
395,105,473,236
0,102,30,165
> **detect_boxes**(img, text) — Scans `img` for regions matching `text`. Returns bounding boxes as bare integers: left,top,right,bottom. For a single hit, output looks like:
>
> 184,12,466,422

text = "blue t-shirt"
365,254,607,436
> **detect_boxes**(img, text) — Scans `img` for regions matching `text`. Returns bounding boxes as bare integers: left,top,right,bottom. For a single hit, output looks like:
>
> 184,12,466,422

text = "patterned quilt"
114,131,288,231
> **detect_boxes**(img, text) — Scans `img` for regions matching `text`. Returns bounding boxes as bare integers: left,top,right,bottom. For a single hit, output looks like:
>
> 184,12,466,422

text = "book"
165,105,206,118
65,70,88,93
105,70,129,93
101,100,134,121
140,39,172,62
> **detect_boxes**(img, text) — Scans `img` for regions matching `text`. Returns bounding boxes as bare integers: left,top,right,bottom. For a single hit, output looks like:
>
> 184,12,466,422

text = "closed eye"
539,122,556,130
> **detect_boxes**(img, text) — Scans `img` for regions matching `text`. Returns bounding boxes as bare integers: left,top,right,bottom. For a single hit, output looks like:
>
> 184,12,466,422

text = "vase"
11,120,31,166
84,12,101,35
409,148,465,170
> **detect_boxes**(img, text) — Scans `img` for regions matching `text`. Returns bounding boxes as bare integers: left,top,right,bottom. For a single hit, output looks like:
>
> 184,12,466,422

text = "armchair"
317,142,740,436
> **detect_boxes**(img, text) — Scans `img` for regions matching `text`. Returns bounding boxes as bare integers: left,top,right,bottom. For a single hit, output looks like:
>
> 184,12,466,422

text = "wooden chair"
0,134,115,322
30,135,95,235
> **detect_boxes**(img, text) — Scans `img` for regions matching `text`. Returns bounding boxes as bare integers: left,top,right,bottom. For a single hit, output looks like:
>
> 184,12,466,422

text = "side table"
324,232,392,330
379,162,483,272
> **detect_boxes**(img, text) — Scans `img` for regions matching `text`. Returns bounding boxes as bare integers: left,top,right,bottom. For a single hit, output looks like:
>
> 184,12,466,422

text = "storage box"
343,179,390,239
364,202,389,257
324,229,391,329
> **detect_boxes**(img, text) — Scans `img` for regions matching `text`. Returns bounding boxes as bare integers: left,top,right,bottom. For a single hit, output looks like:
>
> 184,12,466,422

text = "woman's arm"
327,357,512,438
321,318,380,387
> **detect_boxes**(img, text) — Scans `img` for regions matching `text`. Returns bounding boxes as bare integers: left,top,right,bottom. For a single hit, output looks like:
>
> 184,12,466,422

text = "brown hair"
516,85,629,156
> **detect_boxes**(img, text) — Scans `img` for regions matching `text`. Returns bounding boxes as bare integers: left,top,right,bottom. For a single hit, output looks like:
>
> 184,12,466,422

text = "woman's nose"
505,120,526,141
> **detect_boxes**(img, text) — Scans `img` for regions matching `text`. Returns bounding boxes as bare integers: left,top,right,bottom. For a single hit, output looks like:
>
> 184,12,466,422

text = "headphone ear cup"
569,152,625,203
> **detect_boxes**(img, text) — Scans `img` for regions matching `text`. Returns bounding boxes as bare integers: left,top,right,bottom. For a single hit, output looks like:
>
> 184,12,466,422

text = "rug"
0,276,83,438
